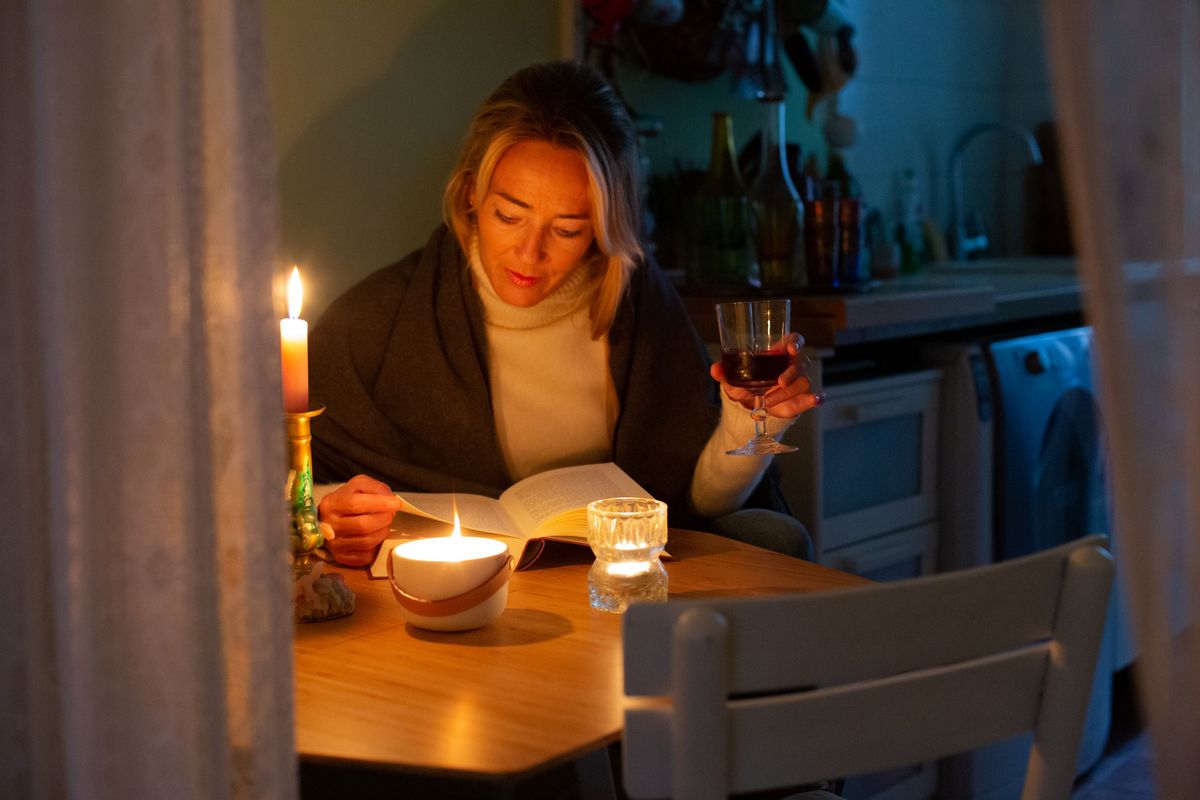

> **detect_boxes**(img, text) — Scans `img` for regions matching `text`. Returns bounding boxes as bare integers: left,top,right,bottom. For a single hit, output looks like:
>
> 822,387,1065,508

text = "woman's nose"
515,227,546,264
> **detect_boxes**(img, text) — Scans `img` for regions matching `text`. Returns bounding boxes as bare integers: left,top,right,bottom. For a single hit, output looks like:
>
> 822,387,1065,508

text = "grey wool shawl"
309,225,723,529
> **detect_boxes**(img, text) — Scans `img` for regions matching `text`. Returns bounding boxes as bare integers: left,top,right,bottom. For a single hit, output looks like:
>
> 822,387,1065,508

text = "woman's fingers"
710,362,755,408
765,388,824,417
763,371,824,417
326,509,396,535
319,476,404,519
317,474,405,565
764,375,819,411
324,514,391,567
330,491,405,516
326,531,387,567
760,334,822,415
343,473,394,495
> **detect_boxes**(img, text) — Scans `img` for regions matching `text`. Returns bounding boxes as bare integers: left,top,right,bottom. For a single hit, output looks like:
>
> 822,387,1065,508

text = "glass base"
726,435,799,456
588,559,668,613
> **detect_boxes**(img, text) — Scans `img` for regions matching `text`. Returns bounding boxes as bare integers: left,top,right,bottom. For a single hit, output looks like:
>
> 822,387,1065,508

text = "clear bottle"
750,98,803,292
690,112,759,288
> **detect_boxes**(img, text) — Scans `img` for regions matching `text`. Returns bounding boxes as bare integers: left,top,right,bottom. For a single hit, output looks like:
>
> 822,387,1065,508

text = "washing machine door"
988,327,1111,562
1030,385,1110,556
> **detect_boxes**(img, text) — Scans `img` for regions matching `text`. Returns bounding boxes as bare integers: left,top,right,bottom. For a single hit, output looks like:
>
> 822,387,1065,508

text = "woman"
311,60,821,567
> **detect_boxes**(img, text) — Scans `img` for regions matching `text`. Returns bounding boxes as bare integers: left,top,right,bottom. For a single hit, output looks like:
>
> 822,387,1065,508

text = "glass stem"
752,393,769,439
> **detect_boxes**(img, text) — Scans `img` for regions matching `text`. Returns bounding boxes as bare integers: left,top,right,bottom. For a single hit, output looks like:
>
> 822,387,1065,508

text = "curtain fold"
1043,1,1200,797
1,1,296,798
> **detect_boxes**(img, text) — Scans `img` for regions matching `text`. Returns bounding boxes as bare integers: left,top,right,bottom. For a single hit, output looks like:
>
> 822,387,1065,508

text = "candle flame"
287,266,303,320
451,498,462,538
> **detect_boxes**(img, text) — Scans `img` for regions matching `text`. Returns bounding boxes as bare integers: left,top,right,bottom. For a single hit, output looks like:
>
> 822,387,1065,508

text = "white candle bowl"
387,536,511,631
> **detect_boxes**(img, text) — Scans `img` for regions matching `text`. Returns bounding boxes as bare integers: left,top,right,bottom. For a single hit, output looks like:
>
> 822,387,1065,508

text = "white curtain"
1043,1,1200,796
0,1,296,798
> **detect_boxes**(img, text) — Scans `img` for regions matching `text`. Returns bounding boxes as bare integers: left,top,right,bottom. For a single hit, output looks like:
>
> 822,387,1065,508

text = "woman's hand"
318,474,405,567
709,332,824,419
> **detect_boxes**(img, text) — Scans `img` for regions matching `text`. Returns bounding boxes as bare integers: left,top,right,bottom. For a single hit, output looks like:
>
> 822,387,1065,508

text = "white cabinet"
823,523,936,582
779,367,942,579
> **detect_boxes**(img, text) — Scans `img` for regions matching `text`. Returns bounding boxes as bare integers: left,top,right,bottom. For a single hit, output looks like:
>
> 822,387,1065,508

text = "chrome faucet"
949,122,1044,259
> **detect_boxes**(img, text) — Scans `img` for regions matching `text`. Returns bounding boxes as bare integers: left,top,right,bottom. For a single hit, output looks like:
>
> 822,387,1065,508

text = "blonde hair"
443,61,643,339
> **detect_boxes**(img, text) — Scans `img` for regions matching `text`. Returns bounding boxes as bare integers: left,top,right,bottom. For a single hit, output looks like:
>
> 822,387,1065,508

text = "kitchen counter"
679,257,1082,349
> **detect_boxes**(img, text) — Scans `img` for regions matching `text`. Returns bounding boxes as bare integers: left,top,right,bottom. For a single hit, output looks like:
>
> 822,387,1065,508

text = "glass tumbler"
587,497,668,612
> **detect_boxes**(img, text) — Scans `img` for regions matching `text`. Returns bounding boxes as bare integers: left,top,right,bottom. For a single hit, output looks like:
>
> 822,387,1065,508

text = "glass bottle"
804,180,840,289
690,112,759,289
896,167,926,273
750,98,803,292
826,152,864,286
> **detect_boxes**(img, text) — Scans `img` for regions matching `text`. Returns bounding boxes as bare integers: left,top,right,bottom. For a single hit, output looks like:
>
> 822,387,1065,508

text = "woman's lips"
506,269,540,288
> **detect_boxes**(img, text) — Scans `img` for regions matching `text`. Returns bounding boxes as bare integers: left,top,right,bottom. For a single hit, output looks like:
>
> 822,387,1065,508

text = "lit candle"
280,266,309,413
387,510,512,631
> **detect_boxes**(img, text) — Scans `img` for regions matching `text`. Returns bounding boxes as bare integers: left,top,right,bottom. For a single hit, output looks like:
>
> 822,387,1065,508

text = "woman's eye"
555,228,583,239
495,210,518,225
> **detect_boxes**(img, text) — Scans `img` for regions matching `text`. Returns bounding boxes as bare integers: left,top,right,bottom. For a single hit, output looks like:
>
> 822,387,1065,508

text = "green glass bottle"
690,112,759,289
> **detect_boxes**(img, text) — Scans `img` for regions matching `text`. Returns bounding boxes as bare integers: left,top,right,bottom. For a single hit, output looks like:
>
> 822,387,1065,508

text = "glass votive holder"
587,497,668,613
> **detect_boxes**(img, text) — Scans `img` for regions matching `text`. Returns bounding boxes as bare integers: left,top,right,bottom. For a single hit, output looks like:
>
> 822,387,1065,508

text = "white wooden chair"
622,535,1113,800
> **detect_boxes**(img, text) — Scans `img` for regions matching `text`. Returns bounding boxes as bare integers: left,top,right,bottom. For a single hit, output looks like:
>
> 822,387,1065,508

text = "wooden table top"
293,528,869,782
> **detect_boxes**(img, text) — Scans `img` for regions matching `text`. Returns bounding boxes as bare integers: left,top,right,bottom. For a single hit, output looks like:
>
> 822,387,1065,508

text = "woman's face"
473,139,596,307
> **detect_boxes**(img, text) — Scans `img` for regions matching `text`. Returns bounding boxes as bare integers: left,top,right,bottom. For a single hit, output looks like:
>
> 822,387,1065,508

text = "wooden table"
293,529,868,792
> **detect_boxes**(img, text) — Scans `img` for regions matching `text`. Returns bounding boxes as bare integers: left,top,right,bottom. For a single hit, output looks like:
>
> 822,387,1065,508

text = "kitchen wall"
265,0,1053,320
847,0,1054,258
617,0,1055,264
264,0,566,321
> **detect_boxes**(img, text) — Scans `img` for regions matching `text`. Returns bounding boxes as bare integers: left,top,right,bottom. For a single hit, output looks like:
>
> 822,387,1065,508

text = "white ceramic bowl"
387,536,511,631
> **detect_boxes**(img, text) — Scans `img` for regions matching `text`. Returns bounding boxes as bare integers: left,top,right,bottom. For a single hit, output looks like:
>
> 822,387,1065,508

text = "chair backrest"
622,535,1113,800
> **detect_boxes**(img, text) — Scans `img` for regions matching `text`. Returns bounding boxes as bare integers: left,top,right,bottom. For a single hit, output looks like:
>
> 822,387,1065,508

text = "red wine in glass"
714,299,799,455
720,349,791,393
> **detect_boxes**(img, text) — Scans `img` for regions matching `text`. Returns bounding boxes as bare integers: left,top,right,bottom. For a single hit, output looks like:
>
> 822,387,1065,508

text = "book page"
499,462,650,538
393,492,520,538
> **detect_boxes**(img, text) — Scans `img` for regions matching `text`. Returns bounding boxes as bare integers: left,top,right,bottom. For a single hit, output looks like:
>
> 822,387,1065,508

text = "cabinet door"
821,523,937,581
819,371,941,552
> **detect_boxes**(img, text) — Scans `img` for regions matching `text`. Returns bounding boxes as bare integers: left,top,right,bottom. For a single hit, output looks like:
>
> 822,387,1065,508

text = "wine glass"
715,299,799,456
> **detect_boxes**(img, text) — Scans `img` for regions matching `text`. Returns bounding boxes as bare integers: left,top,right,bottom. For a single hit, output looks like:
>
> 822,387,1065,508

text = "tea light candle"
280,266,309,413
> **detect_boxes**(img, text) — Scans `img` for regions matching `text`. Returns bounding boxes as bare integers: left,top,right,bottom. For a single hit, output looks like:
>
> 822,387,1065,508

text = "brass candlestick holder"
286,405,355,622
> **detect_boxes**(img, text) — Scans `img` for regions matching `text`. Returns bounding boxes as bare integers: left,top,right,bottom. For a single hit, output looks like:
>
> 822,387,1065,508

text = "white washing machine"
987,327,1133,673
925,326,1134,799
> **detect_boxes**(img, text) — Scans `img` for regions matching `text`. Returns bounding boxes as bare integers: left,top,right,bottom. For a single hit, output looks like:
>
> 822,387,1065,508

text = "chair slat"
727,646,1049,793
624,536,1100,697
622,536,1114,800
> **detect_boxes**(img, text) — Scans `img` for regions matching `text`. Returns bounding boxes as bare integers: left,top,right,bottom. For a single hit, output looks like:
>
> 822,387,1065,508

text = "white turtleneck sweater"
468,241,795,518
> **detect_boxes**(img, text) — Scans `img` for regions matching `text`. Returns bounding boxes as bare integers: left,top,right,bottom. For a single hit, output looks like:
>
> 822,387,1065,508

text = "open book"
368,462,657,577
